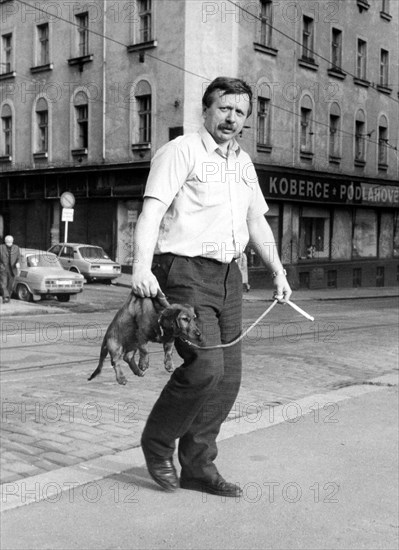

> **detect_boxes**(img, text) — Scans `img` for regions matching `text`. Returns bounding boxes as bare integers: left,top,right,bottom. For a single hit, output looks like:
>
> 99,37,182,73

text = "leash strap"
181,299,279,350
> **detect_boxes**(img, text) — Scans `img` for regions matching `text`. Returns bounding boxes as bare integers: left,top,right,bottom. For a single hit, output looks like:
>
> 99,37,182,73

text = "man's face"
203,91,250,146
4,237,13,247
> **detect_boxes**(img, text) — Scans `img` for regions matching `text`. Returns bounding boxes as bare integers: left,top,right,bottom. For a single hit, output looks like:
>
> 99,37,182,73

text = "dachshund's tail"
88,339,108,381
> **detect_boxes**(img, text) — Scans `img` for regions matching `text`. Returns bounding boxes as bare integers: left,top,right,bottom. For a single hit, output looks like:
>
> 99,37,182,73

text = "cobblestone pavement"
1,295,398,485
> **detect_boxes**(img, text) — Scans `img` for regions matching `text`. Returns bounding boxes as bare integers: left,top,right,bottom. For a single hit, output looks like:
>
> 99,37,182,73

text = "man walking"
132,77,291,497
0,235,21,303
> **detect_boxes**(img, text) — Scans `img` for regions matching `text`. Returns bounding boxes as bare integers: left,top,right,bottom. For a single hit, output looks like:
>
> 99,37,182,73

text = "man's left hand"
273,273,292,303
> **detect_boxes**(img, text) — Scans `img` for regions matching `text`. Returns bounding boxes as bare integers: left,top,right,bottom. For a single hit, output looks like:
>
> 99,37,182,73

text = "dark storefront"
251,167,399,289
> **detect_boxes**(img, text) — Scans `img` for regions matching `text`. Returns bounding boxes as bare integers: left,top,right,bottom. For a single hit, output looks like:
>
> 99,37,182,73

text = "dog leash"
180,298,314,351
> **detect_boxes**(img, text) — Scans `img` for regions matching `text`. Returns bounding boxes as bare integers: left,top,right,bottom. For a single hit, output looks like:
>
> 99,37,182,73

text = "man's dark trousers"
142,254,242,482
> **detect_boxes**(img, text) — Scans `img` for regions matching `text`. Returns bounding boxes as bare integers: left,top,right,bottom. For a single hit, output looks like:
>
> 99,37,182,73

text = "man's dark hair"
202,77,253,117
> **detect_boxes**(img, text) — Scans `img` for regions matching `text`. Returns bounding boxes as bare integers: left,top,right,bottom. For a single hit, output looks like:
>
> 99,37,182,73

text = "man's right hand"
131,266,161,298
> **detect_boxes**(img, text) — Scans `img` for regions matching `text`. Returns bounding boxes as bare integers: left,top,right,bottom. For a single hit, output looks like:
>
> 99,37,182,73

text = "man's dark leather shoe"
180,475,242,498
143,451,178,492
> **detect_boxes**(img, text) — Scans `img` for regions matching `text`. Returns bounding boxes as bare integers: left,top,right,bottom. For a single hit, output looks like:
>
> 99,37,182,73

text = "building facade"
1,0,398,288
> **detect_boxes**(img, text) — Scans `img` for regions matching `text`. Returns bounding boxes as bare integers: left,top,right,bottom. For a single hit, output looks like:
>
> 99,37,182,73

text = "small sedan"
48,243,122,283
13,249,85,302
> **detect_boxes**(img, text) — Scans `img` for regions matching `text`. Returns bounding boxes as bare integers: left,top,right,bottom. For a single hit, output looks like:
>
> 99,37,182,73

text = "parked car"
13,249,85,302
48,243,122,283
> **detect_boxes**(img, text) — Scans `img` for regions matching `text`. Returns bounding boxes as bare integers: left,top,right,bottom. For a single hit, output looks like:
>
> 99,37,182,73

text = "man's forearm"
248,216,284,273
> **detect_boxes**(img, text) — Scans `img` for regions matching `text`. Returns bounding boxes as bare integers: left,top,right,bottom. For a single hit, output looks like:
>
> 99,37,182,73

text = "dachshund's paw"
164,360,175,373
116,374,127,385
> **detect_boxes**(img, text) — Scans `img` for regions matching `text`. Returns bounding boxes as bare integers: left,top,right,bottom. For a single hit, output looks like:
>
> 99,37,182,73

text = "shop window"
247,205,280,268
299,207,330,260
376,266,385,287
352,209,377,258
353,268,362,288
331,209,352,260
379,212,394,258
327,270,337,288
393,213,399,257
299,272,310,289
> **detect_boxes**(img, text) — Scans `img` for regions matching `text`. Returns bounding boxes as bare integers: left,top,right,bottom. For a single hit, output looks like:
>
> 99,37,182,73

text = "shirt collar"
199,126,241,157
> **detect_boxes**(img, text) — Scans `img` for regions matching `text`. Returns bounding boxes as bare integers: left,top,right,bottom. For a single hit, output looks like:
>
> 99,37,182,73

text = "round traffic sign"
60,192,75,208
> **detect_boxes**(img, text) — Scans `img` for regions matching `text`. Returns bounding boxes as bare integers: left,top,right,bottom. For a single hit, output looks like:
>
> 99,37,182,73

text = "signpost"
60,192,75,243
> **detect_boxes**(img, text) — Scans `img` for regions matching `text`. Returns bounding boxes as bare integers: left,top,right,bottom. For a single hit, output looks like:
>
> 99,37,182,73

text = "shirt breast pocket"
186,174,226,207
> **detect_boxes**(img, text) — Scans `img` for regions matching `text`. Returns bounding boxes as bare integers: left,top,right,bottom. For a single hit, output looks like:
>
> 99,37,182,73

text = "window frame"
379,49,389,87
302,15,314,62
356,38,367,80
76,12,89,57
37,23,49,66
331,28,342,69
1,33,12,74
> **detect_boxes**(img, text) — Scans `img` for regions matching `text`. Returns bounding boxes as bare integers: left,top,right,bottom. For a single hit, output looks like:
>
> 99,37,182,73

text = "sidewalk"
1,380,398,550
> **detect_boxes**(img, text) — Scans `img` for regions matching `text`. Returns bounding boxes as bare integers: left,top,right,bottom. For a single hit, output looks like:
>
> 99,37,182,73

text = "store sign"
260,172,399,207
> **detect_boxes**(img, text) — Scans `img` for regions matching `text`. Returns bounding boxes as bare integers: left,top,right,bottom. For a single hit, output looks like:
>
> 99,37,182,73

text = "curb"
1,373,397,513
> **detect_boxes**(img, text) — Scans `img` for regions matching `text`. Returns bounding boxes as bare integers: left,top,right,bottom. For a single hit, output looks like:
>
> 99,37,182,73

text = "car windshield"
26,253,62,268
79,246,109,260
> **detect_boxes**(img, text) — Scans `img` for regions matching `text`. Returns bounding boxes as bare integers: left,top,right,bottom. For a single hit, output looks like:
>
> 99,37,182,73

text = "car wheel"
16,284,33,302
69,267,80,274
57,294,70,302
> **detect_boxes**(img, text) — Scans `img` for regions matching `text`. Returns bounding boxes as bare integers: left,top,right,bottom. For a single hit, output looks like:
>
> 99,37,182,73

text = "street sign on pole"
61,207,74,242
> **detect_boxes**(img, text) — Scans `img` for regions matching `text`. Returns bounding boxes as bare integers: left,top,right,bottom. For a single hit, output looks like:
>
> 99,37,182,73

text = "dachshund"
88,291,202,385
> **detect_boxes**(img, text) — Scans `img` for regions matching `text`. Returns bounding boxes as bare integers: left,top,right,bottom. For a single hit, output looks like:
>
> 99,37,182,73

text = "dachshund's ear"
159,308,181,330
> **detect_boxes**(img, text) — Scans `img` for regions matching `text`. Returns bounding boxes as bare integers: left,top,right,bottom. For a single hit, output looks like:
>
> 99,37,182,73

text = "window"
76,12,89,56
299,208,331,260
133,80,152,144
37,23,49,66
352,209,377,258
329,103,341,160
137,95,151,143
138,0,152,43
73,91,89,150
380,49,389,87
1,104,12,156
353,268,362,287
331,28,342,69
300,105,313,154
257,96,271,147
356,39,367,80
378,116,388,168
302,16,314,61
1,33,12,74
259,0,272,47
354,111,366,163
35,98,48,153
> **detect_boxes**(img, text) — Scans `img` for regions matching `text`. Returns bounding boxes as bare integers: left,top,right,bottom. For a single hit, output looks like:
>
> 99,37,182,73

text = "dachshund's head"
159,304,202,342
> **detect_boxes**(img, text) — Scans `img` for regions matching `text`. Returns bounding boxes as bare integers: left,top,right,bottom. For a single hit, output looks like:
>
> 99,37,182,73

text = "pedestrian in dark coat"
0,235,21,302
